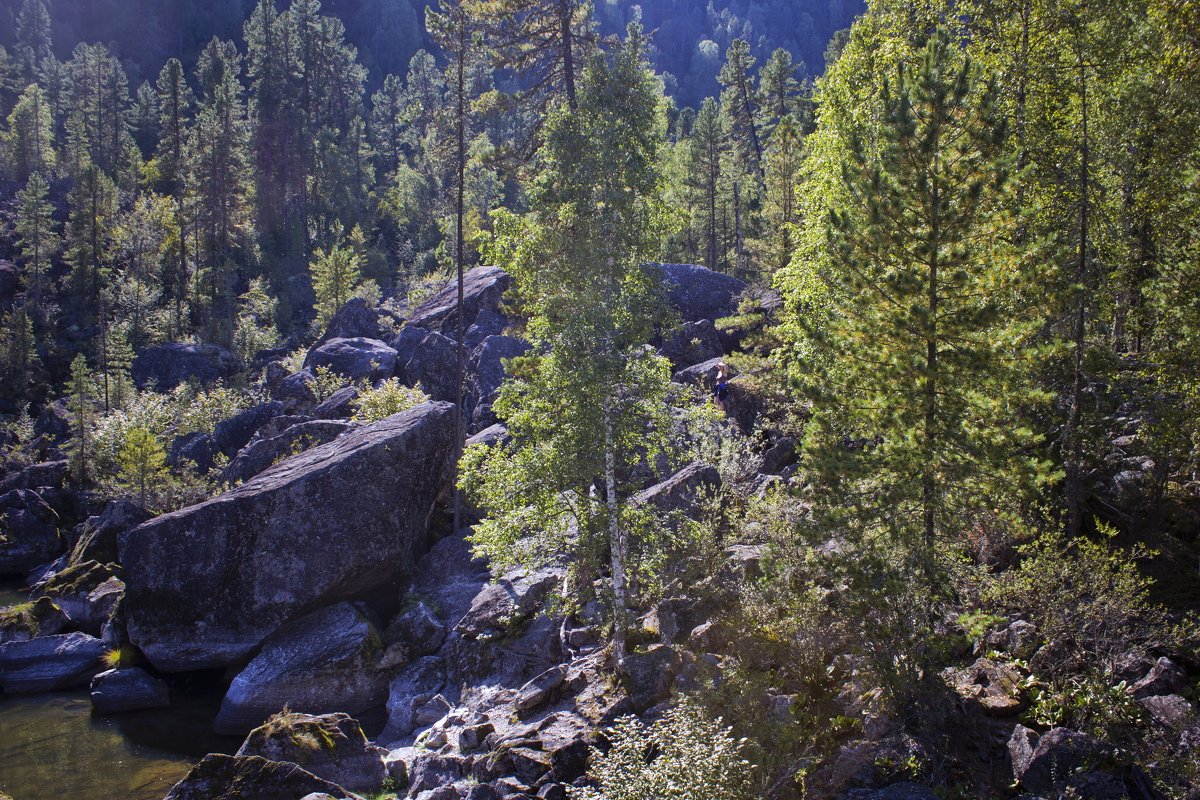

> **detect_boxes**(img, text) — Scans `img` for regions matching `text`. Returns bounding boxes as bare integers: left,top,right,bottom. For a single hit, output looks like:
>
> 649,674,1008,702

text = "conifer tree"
798,30,1048,589
119,425,166,509
5,82,55,181
15,171,59,320
69,353,93,487
310,224,362,326
686,98,724,271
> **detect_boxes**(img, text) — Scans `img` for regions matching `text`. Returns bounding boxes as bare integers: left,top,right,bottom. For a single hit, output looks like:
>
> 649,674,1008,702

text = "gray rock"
163,754,363,800
0,596,69,643
237,711,387,794
222,420,353,485
465,307,508,348
274,369,321,415
672,356,737,387
1005,620,1041,660
132,342,231,390
212,401,285,458
1131,656,1188,699
1008,725,1118,796
468,335,530,425
214,603,389,735
465,424,509,449
634,463,721,519
314,297,395,348
0,459,69,493
89,667,171,713
0,489,62,575
651,263,746,323
306,337,399,384
1139,694,1196,728
34,399,73,444
455,565,562,641
408,753,468,797
381,655,447,742
32,560,122,636
942,658,1027,717
0,631,105,693
515,665,568,712
169,431,216,473
659,319,724,371
70,499,150,566
618,645,682,712
385,601,446,657
397,329,458,403
120,403,456,672
407,266,511,339
758,437,796,475
313,387,360,420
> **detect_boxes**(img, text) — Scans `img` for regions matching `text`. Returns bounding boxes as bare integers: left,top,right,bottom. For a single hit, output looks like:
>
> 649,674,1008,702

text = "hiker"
712,362,730,415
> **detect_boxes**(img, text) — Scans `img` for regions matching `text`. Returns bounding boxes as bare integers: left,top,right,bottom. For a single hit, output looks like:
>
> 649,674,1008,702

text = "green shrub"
352,378,430,422
570,698,756,800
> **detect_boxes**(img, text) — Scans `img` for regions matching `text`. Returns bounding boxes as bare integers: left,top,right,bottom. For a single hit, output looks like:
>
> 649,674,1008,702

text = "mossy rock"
236,711,386,794
0,596,69,641
37,560,120,598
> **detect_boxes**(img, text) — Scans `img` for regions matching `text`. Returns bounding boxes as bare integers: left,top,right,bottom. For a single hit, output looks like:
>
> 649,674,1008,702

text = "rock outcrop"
236,711,387,794
305,337,399,384
651,263,746,323
0,631,105,693
120,402,456,672
214,603,389,734
89,666,171,713
0,488,62,575
407,266,511,339
221,419,353,485
163,754,363,800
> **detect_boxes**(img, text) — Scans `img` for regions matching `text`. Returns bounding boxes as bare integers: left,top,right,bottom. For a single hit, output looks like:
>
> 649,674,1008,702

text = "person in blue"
712,361,730,415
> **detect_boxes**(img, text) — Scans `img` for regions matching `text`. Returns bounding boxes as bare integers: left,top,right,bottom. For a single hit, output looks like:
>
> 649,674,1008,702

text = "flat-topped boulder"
651,263,746,323
304,337,398,384
120,402,457,672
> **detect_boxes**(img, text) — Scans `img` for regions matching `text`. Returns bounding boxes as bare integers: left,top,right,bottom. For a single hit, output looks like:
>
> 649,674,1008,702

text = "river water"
1,580,239,800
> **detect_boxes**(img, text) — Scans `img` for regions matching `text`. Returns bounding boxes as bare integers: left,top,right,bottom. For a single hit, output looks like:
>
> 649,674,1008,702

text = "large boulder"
164,754,363,800
314,297,396,348
305,337,399,384
33,560,123,635
395,329,458,403
273,369,321,415
0,596,70,644
169,431,216,473
651,263,746,324
212,401,285,458
0,631,105,693
132,342,232,390
634,462,721,519
237,711,387,794
0,489,63,576
454,565,562,642
672,356,737,387
0,459,69,494
120,402,457,672
1008,725,1120,796
380,655,447,742
89,666,171,713
407,266,511,339
214,602,390,735
221,420,354,485
1131,656,1188,699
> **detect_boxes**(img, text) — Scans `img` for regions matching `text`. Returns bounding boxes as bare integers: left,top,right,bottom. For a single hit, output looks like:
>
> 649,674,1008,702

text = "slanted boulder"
407,266,510,339
169,432,216,473
90,666,171,713
222,420,353,486
32,559,122,635
314,297,395,348
0,631,105,693
70,499,150,566
120,402,456,672
1131,656,1188,699
634,462,721,520
381,655,447,742
0,596,70,644
163,754,363,800
213,401,285,458
651,263,746,324
672,356,737,387
455,565,562,641
305,337,398,384
132,342,231,390
313,387,359,420
618,644,682,712
0,489,62,575
214,602,389,735
273,369,321,415
237,711,387,794
1008,725,1122,796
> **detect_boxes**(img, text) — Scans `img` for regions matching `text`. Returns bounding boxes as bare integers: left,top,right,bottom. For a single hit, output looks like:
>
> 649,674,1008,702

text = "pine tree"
119,425,166,509
15,171,59,320
686,98,724,272
5,82,55,181
717,38,764,187
310,224,362,327
798,30,1048,591
462,29,674,661
69,353,93,487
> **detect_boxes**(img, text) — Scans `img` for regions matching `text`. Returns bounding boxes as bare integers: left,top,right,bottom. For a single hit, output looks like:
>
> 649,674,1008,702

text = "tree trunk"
558,0,577,112
1065,51,1089,538
605,404,628,663
453,18,467,537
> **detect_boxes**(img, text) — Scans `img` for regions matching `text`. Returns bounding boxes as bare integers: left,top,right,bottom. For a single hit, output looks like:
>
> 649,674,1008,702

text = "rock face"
120,402,457,672
634,462,721,519
237,711,387,794
468,335,530,426
132,342,231,389
90,667,171,713
212,402,285,458
407,266,511,338
0,596,70,644
844,784,941,800
70,499,150,566
381,655,447,741
0,459,69,493
0,489,62,575
306,337,399,384
1008,725,1119,796
214,602,389,735
454,565,562,642
672,356,737,387
314,297,396,348
651,263,746,323
1131,656,1188,699
164,754,363,800
658,319,724,371
0,632,105,693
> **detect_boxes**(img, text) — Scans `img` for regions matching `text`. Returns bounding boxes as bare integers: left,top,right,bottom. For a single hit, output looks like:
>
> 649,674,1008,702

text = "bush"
352,378,430,422
570,698,756,800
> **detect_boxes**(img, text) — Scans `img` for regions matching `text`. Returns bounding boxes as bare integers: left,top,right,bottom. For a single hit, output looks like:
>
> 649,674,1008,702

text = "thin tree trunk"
605,404,628,663
558,0,577,111
453,17,467,537
1065,52,1089,538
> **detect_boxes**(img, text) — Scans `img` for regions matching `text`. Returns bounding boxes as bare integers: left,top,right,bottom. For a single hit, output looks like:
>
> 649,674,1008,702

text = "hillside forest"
1,0,1200,799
